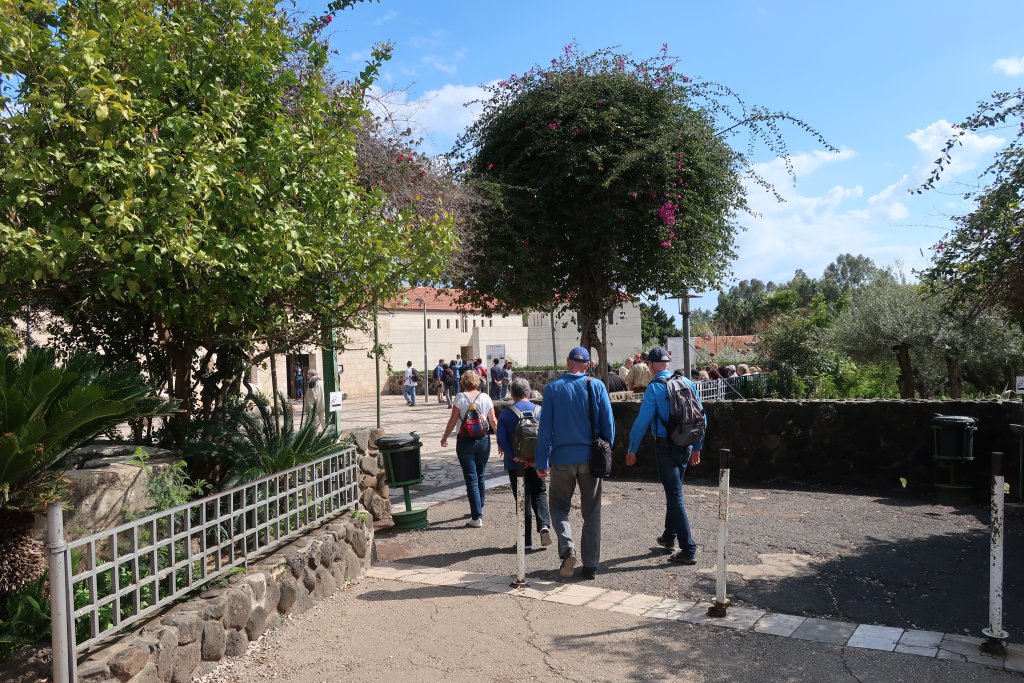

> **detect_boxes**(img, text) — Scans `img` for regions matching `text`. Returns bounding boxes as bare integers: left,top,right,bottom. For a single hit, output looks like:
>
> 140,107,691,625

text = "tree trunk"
946,354,963,399
891,343,916,399
600,313,609,383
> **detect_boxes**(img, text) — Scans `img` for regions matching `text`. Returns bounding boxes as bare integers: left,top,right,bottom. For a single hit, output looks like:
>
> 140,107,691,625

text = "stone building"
250,286,643,398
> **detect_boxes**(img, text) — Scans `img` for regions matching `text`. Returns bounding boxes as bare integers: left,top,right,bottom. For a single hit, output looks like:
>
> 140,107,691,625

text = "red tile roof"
389,287,470,312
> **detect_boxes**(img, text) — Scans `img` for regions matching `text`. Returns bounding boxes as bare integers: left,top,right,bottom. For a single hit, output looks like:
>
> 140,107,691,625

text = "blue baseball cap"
567,346,591,363
648,347,671,363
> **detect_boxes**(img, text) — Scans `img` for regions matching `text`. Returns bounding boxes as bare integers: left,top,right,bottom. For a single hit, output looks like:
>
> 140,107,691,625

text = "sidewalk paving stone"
937,633,1005,667
848,624,904,651
753,613,806,637
790,617,857,646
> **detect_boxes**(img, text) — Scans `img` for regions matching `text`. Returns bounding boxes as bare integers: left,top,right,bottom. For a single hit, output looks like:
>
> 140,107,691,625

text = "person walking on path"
440,371,498,527
501,360,513,399
535,346,614,580
496,377,552,551
488,357,507,401
294,366,304,400
625,347,706,564
434,358,446,403
304,370,325,430
402,361,418,407
626,352,652,393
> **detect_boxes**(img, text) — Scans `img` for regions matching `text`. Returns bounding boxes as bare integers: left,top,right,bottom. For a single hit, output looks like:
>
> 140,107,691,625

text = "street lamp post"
417,298,428,396
678,293,700,374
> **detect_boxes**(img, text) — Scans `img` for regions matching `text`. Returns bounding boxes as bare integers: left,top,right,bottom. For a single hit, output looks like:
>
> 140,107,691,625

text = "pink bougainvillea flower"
547,123,558,130
487,162,494,170
661,241,672,248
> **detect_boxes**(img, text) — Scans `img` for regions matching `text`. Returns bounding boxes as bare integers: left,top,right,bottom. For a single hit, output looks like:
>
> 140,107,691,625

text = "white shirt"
451,391,494,436
404,367,417,386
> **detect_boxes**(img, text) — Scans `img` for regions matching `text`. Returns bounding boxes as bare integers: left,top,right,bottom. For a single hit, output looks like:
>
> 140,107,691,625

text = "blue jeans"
656,438,697,557
456,436,490,520
402,384,416,405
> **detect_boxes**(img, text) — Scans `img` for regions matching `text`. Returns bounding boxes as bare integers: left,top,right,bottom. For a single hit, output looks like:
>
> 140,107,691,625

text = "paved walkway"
218,392,1024,681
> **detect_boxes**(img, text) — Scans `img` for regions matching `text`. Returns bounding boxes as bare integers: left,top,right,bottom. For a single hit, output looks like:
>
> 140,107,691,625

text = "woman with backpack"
495,377,551,550
440,370,498,527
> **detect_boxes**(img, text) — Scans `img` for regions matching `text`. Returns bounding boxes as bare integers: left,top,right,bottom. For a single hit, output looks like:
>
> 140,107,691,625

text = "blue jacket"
496,400,540,470
628,370,707,454
535,373,614,470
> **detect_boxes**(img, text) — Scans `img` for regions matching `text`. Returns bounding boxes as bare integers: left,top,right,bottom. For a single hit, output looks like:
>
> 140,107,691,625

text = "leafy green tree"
639,302,679,347
830,271,940,398
0,1,454,429
917,88,1024,328
450,43,833,374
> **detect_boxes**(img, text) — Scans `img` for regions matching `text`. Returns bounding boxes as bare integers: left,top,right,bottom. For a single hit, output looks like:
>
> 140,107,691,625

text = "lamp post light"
416,297,428,395
678,293,700,374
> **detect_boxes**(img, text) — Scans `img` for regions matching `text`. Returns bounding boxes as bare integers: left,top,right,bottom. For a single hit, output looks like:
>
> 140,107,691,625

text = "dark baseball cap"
648,347,671,363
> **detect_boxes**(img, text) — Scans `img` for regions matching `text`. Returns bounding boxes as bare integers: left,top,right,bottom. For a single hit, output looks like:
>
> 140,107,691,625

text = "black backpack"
509,406,539,462
652,377,705,447
443,367,456,385
410,368,420,382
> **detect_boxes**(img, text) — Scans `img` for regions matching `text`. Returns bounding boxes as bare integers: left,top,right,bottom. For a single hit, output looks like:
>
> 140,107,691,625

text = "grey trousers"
548,462,602,568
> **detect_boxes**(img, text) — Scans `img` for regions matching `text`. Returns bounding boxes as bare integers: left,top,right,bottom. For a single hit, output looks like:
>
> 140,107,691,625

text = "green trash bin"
932,415,977,504
378,432,428,529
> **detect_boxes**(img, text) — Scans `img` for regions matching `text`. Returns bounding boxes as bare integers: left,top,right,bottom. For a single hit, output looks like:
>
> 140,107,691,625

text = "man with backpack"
488,357,506,400
434,358,446,403
442,361,457,407
625,347,707,565
496,377,552,551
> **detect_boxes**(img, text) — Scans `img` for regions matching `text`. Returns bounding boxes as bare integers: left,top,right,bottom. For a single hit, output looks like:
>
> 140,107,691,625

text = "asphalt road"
374,477,1024,642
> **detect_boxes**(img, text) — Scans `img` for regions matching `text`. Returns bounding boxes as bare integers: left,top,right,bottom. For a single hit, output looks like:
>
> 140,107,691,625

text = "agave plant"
0,348,176,594
193,393,343,489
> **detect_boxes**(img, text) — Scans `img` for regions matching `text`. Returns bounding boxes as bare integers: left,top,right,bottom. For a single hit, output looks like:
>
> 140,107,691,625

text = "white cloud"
373,10,398,26
420,50,466,77
993,56,1024,76
365,82,493,154
728,121,1004,287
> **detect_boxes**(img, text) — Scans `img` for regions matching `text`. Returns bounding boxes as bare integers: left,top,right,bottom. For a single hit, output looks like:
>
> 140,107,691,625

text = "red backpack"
459,396,487,439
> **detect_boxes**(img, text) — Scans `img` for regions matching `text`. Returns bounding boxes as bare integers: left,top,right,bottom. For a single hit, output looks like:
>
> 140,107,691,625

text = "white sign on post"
486,344,506,364
329,391,343,413
1016,376,1024,394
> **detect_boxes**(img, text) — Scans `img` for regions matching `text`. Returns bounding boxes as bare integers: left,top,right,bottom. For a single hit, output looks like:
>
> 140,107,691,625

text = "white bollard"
512,462,528,587
47,502,75,683
708,449,731,617
982,451,1009,655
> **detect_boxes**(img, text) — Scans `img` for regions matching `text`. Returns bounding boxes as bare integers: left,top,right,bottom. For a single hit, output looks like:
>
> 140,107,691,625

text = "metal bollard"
47,502,76,683
982,452,1009,655
708,449,731,618
511,462,528,587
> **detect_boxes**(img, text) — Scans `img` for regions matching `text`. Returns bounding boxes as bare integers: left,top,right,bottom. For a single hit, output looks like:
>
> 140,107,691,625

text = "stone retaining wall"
495,397,1022,496
75,513,373,683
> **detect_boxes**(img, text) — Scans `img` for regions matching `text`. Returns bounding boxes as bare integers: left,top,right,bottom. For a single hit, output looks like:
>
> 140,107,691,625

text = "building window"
427,319,431,329
472,319,476,328
608,311,615,325
446,319,450,329
489,320,493,327
437,318,441,329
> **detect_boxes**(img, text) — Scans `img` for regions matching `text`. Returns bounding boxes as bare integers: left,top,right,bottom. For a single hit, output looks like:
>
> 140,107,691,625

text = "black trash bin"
376,432,428,529
932,415,977,503
377,432,423,486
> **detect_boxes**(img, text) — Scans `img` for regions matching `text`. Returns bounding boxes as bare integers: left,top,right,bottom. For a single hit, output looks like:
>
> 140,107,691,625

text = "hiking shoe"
539,527,553,546
466,518,483,528
580,566,597,580
668,551,696,565
655,535,677,551
558,555,577,578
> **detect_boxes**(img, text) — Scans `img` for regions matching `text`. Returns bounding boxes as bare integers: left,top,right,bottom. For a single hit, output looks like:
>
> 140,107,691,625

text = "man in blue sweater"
626,347,706,565
536,346,614,580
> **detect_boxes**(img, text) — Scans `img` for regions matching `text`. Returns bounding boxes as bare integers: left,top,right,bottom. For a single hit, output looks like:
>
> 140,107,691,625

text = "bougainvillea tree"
449,43,833,373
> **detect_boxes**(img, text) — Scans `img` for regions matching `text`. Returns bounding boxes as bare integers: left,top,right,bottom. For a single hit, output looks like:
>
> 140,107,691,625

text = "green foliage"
450,43,832,370
186,394,345,489
0,324,20,358
0,573,50,661
639,302,679,347
0,348,176,513
0,0,455,428
917,88,1024,327
126,448,208,513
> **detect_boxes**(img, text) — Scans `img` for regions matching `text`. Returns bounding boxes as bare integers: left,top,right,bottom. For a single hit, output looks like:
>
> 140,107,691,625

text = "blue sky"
312,0,1023,321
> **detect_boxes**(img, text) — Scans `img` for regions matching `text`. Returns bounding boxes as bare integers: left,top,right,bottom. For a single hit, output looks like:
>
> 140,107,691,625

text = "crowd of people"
438,345,708,581
401,355,516,408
